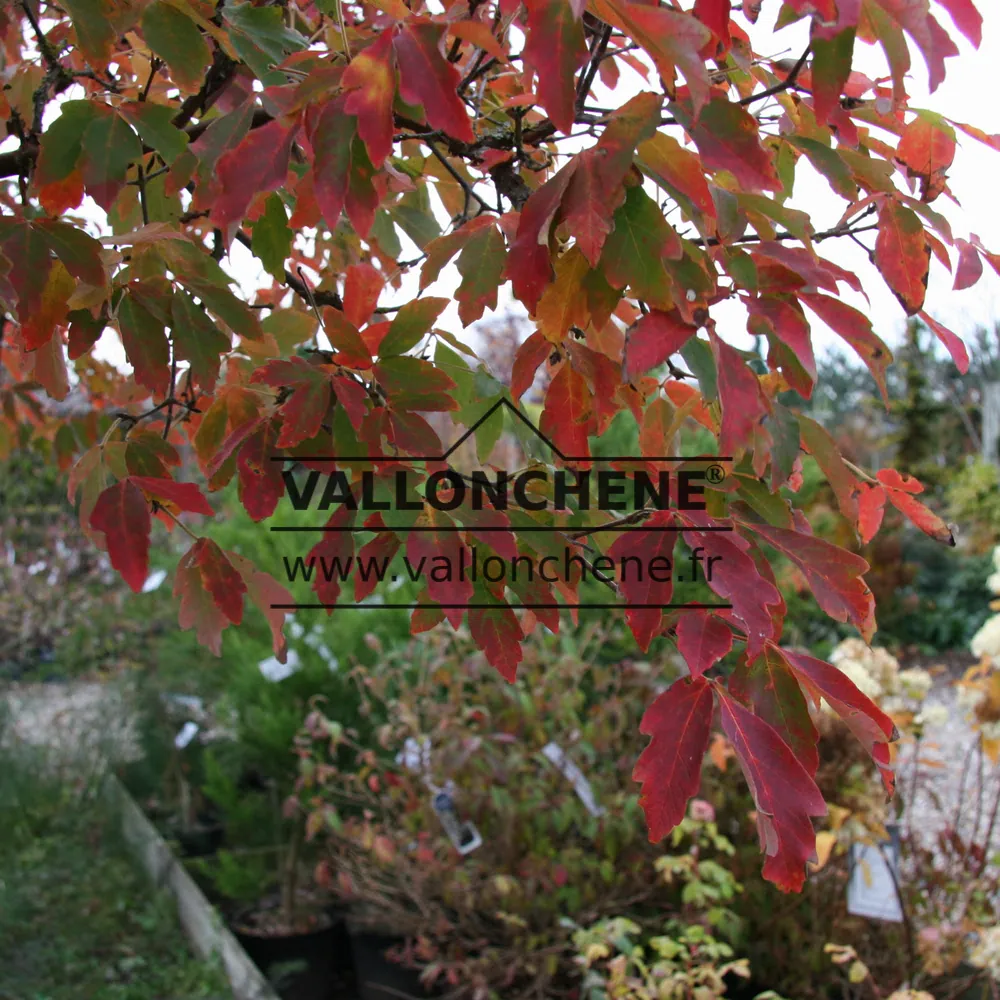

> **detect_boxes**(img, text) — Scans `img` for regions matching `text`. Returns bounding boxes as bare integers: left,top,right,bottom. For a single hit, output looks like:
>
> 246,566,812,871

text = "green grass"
0,728,230,1000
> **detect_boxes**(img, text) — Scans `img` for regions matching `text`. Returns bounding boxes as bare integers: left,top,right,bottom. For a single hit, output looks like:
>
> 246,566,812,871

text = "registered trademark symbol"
706,464,725,485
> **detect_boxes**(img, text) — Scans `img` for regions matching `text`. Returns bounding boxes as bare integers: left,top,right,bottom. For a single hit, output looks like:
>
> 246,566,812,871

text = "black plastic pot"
173,819,225,858
234,911,354,1000
347,923,436,1000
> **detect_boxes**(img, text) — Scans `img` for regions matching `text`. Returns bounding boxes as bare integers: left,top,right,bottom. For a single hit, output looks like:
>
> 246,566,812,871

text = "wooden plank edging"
106,774,281,1000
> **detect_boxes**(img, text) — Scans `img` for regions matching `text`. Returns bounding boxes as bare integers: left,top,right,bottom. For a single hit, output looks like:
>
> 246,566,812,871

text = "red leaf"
510,331,552,402
354,527,401,602
540,363,594,465
174,543,229,656
308,505,356,608
633,676,714,840
130,475,214,515
469,587,524,681
716,684,827,893
919,310,969,374
343,263,384,328
89,479,151,593
608,510,677,652
952,239,984,291
747,296,815,399
562,92,662,265
936,0,983,46
677,97,781,194
708,328,768,457
800,293,892,404
896,114,955,202
252,357,334,448
693,0,731,56
747,521,876,641
780,647,899,794
194,537,246,625
406,509,473,628
237,420,285,522
679,513,782,656
506,160,579,312
875,197,930,315
342,31,396,167
210,119,299,230
624,310,696,382
730,646,819,777
676,611,733,678
877,469,955,545
229,551,294,662
856,483,887,544
307,97,355,235
393,20,474,143
522,0,589,135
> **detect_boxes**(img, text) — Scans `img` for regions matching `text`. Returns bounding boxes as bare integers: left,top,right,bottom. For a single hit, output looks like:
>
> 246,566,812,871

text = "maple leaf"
89,479,151,593
633,676,714,840
469,584,524,681
779,646,899,794
747,521,876,641
608,510,677,652
521,0,588,135
876,468,955,545
730,646,820,777
856,482,888,544
307,504,357,608
709,328,768,457
251,357,333,448
507,161,579,312
406,509,473,628
540,363,594,465
678,513,783,656
875,197,931,315
716,684,827,893
342,31,396,168
896,113,956,202
211,120,299,232
228,551,294,662
510,331,552,402
623,310,696,381
676,611,733,678
130,475,214,516
237,420,285,522
393,21,475,143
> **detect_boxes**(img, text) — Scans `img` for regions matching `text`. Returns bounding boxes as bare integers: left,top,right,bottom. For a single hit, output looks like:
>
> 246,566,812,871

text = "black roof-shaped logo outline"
274,396,731,464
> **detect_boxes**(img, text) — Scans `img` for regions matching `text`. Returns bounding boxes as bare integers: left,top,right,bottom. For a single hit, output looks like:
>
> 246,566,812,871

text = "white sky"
23,2,1000,373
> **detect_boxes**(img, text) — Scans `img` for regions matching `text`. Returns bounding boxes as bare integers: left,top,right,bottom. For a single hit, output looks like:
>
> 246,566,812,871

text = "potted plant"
298,624,761,1000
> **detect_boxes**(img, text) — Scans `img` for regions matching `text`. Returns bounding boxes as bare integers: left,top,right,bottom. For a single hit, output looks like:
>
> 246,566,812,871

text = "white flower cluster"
828,638,938,719
970,547,1000,660
829,638,902,702
969,925,1000,977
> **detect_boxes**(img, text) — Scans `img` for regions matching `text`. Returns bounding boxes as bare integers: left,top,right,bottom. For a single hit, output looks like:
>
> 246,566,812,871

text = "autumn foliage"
0,0,993,891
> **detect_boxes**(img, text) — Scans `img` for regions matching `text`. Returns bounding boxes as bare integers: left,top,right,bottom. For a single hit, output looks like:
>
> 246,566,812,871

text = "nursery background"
4,0,1000,999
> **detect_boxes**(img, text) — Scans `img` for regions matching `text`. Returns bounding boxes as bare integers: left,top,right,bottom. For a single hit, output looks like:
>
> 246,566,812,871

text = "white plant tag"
174,721,199,749
396,736,432,773
847,826,903,922
541,742,605,817
432,790,482,855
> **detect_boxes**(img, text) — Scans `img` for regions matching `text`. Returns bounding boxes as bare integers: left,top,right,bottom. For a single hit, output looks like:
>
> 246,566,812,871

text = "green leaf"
34,100,97,185
598,185,679,310
62,0,117,66
251,194,292,282
141,1,211,91
171,289,232,391
119,101,188,164
117,290,171,397
379,297,448,357
222,3,308,83
80,106,142,212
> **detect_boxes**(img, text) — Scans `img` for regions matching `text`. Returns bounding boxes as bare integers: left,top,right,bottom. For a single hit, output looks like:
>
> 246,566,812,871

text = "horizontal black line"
268,525,735,533
269,455,733,463
270,603,734,610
